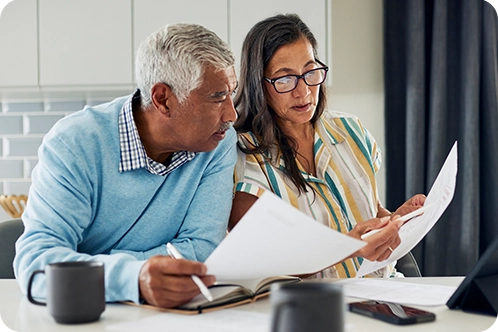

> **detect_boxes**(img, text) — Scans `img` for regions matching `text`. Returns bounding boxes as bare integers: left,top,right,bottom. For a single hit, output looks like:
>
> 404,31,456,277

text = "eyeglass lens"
273,68,327,93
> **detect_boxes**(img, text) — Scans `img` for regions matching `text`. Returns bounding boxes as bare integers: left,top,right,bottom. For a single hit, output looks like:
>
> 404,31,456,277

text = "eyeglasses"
263,60,329,93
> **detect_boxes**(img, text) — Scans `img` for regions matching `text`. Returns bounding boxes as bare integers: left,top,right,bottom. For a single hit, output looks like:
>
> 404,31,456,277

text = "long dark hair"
234,13,327,194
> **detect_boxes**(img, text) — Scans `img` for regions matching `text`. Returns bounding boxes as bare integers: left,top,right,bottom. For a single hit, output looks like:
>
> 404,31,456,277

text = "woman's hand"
348,216,403,262
392,194,426,218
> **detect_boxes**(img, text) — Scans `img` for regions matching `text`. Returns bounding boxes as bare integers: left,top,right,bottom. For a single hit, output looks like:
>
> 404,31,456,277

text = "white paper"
205,191,366,280
335,279,457,306
106,310,271,332
356,142,458,277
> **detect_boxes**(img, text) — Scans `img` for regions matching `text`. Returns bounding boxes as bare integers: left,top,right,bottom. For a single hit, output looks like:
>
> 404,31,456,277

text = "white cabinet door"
38,0,132,86
0,0,38,87
230,0,329,69
133,0,228,83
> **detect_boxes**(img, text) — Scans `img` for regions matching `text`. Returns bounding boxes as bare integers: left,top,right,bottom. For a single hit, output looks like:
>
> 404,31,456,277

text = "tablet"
446,234,498,316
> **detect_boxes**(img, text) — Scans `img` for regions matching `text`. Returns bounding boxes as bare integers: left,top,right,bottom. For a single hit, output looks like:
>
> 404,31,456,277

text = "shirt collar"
315,115,347,145
118,89,196,176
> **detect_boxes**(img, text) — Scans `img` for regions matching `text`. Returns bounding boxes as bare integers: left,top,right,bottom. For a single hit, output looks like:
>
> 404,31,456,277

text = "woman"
230,13,425,278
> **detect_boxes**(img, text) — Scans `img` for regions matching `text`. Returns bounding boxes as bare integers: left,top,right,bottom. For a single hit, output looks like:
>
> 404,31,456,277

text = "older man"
15,23,238,308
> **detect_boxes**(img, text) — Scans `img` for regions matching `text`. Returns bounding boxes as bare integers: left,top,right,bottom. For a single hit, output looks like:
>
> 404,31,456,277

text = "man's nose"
222,97,238,123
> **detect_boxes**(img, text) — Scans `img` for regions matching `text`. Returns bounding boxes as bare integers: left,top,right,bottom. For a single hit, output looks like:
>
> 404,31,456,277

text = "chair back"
396,251,422,277
0,218,24,278
0,195,28,218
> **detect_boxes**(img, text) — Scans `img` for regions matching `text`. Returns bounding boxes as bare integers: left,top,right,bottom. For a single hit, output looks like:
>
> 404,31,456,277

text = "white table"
1,278,496,332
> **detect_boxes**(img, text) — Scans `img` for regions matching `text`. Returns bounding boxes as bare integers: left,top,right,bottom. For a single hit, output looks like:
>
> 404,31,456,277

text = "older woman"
230,13,425,278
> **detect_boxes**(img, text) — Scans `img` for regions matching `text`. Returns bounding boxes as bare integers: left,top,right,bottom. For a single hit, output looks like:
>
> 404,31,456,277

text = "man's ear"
150,83,174,116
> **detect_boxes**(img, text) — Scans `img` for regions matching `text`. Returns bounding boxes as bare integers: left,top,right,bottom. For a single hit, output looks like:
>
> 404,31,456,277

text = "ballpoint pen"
166,242,214,302
361,203,437,240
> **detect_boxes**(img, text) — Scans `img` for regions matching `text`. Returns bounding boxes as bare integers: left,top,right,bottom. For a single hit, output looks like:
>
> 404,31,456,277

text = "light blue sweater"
14,95,237,303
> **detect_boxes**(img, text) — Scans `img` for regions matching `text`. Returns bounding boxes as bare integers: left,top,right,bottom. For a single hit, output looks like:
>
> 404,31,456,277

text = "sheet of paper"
356,142,458,277
334,279,457,306
106,310,271,332
205,191,366,280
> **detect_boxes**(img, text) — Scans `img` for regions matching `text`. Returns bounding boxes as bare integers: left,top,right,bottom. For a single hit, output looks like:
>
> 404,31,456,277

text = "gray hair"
135,23,235,106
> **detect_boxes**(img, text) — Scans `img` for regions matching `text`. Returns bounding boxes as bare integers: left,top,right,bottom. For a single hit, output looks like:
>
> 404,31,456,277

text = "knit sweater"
14,95,237,303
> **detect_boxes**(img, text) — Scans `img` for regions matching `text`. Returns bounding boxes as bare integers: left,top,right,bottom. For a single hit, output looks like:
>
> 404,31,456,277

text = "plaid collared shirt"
118,90,196,176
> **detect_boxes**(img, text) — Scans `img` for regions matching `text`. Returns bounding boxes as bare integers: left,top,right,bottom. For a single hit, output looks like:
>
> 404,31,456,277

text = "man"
14,23,238,309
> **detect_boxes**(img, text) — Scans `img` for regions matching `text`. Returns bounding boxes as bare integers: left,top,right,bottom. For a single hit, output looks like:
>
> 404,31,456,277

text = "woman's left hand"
392,194,426,218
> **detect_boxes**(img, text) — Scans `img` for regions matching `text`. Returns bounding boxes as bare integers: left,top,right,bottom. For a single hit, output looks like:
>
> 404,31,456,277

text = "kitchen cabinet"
133,0,228,83
0,0,331,91
38,0,133,87
230,0,330,69
0,0,38,87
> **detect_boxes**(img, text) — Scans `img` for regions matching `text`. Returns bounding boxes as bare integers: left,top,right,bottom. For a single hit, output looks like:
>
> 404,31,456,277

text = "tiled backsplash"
0,94,126,220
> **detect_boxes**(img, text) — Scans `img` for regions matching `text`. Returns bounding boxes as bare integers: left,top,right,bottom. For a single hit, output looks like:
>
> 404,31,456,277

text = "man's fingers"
138,256,215,308
148,255,208,277
199,275,216,287
145,279,200,308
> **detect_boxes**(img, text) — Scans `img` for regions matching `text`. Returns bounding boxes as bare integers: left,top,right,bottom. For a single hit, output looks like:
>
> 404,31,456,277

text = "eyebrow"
209,83,239,99
209,91,229,99
271,60,318,77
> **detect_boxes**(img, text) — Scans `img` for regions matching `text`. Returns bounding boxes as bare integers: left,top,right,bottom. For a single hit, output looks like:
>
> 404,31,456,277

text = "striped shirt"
118,90,196,175
235,110,390,278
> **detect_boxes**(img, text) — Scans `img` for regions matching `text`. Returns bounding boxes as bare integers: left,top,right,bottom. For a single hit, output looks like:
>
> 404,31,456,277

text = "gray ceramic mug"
270,281,344,332
27,261,105,324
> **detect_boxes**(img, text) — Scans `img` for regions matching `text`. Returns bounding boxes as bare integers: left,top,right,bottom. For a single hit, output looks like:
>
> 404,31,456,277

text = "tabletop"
1,277,496,332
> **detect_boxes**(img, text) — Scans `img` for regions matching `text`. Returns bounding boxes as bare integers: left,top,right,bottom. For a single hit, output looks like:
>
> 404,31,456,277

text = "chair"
0,218,24,279
396,251,422,277
0,194,28,218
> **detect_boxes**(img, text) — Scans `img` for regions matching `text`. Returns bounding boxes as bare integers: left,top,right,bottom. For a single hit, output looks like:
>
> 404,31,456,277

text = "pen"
361,203,437,240
166,242,214,302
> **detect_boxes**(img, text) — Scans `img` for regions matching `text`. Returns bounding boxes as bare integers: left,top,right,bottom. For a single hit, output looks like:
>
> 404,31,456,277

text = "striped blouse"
234,110,388,278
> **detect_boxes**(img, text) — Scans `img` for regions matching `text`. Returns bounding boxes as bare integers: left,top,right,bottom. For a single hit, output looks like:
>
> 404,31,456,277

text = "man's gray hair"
135,23,235,106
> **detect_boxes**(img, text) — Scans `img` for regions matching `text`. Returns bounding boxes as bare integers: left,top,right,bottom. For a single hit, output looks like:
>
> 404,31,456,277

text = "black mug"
270,281,345,332
27,261,105,324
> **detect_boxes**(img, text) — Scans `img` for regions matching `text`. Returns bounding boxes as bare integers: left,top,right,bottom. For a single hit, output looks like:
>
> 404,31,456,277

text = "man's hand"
138,255,215,308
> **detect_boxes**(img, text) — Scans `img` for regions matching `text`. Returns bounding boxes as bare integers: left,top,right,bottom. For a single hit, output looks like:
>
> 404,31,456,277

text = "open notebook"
136,275,301,314
129,191,366,314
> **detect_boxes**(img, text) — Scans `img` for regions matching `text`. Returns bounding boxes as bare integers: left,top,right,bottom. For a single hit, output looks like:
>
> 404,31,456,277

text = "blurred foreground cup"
270,281,344,332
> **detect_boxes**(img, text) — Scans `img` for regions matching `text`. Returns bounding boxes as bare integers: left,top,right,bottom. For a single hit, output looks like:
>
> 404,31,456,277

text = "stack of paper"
205,191,366,280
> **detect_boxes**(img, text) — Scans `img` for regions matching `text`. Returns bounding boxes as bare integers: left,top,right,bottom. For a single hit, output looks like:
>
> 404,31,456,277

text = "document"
205,190,366,280
125,192,366,314
356,142,458,277
334,278,458,306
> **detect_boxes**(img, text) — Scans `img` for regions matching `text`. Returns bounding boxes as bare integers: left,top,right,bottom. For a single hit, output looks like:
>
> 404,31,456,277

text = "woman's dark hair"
234,13,327,194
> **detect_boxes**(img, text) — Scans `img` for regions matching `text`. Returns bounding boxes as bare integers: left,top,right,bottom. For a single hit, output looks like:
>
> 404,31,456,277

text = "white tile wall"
0,95,123,213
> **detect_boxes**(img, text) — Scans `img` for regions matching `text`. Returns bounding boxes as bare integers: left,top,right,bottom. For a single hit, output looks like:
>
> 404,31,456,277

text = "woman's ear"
150,83,174,116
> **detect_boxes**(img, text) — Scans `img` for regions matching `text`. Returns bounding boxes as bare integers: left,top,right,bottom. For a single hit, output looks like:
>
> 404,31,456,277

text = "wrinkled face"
170,65,238,152
263,38,322,128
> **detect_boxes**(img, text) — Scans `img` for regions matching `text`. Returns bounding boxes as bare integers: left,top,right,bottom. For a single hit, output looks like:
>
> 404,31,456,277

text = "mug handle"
27,270,46,306
271,302,295,332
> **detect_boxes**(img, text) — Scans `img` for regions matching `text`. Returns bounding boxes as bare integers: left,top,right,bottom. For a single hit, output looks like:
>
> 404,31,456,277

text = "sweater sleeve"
14,132,145,303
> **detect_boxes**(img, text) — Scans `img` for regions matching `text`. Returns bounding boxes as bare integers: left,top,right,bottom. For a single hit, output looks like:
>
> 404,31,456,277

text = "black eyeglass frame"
263,60,329,94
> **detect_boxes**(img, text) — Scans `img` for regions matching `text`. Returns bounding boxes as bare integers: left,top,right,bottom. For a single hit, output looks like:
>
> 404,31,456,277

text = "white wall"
329,0,386,203
0,0,385,221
